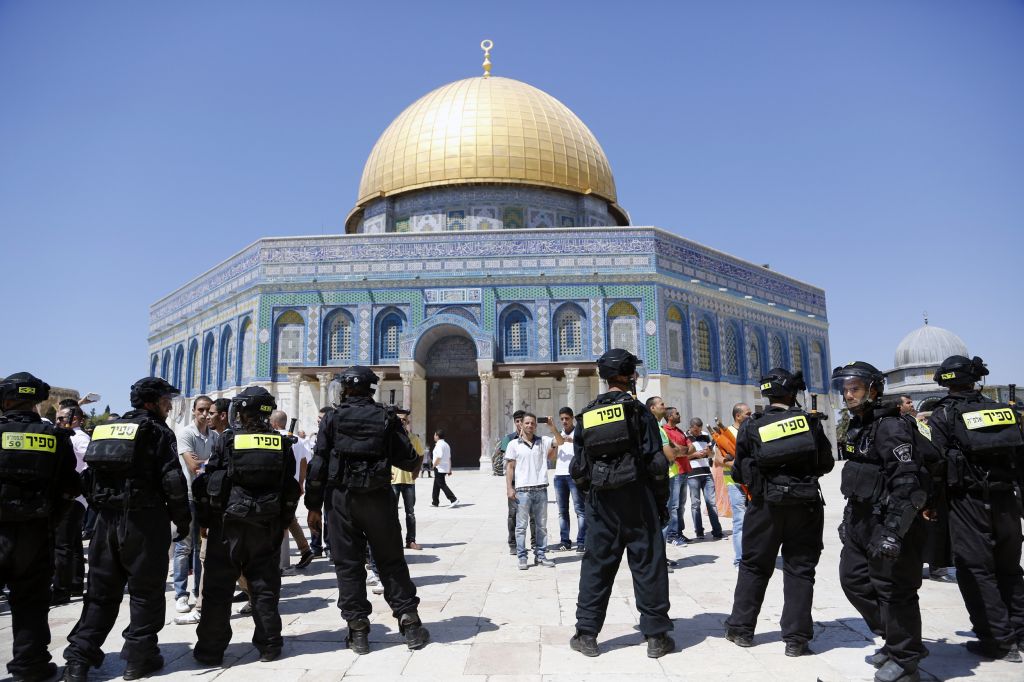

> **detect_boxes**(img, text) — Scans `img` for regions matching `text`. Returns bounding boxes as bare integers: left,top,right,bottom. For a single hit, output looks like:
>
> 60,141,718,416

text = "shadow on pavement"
416,573,465,587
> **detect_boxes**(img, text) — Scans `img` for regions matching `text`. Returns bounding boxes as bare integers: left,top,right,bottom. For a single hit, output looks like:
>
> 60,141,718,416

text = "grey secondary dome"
893,324,968,370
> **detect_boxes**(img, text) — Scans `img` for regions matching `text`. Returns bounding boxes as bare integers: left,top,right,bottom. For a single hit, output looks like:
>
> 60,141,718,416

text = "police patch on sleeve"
892,443,912,462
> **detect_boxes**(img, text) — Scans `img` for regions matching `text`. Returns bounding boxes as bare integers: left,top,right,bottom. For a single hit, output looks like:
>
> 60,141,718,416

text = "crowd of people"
1,348,1022,682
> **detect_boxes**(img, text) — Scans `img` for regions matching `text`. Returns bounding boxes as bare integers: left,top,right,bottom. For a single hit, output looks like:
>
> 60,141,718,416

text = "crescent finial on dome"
481,39,493,78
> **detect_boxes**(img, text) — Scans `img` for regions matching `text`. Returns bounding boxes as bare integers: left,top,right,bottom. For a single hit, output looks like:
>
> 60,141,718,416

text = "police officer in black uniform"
568,348,674,659
63,377,191,682
0,372,79,682
192,387,299,665
927,355,1024,662
833,362,931,682
725,368,833,656
304,366,429,654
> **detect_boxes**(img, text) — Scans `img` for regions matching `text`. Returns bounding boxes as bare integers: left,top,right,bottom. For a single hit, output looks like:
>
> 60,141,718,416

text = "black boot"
61,663,87,682
725,628,754,647
874,660,919,682
645,633,675,658
865,648,889,668
398,612,430,650
122,655,164,681
965,640,1022,662
346,617,370,655
12,662,58,682
570,632,599,657
784,641,811,657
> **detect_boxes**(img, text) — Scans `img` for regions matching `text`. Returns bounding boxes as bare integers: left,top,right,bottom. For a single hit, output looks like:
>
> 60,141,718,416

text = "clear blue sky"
1,1,1021,413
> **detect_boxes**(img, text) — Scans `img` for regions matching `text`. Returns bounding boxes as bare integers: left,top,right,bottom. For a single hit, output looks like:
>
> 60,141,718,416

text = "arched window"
607,301,639,355
723,323,739,375
173,345,185,390
219,327,234,389
161,350,171,380
554,304,585,358
324,311,354,364
150,354,159,377
790,338,804,375
769,334,785,369
202,334,215,392
696,319,712,372
275,311,304,369
501,307,530,359
666,306,685,369
378,312,403,362
188,340,200,395
239,318,256,383
747,333,762,380
811,341,825,389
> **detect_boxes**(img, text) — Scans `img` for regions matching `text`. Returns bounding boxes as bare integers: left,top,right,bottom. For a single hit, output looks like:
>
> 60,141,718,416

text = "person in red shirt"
662,407,694,545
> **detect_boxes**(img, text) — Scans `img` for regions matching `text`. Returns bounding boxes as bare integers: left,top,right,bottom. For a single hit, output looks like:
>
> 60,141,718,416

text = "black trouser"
507,497,536,551
393,483,416,545
328,486,419,622
53,500,86,594
575,481,671,637
82,506,98,539
310,487,332,556
1,519,54,678
839,501,926,670
431,472,456,505
196,517,284,657
726,499,824,644
948,489,1024,648
65,507,172,668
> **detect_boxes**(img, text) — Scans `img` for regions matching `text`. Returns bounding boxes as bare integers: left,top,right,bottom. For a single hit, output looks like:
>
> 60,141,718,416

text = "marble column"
400,371,414,410
510,369,525,413
563,367,579,414
288,373,302,422
479,372,493,471
316,372,333,409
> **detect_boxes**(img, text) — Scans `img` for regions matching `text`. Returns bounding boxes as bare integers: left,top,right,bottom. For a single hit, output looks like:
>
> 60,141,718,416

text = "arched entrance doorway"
422,334,480,468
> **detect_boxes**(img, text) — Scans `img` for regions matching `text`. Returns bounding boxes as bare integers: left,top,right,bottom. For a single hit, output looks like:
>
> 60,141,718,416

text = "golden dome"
349,76,624,227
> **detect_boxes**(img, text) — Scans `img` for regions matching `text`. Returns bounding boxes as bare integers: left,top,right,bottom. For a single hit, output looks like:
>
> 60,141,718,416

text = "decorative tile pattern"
447,210,466,231
502,207,524,230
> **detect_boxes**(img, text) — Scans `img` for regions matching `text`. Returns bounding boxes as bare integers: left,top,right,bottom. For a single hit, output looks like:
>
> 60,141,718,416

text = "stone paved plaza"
3,463,1023,681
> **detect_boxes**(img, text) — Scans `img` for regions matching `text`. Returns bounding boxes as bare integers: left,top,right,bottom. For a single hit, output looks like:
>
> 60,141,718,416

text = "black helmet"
597,349,641,380
831,361,885,410
130,377,181,408
759,368,806,398
231,386,277,416
0,372,50,403
339,366,380,389
934,355,988,387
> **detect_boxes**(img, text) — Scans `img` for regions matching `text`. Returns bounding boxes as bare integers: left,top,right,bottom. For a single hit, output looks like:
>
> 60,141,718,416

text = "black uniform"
928,390,1024,650
726,405,834,646
570,390,671,638
194,426,298,662
64,410,191,671
305,395,422,624
0,410,79,680
838,403,930,671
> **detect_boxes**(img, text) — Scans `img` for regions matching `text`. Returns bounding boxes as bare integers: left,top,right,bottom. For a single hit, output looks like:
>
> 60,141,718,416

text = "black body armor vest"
84,414,160,509
0,415,60,519
752,409,818,469
223,429,290,522
330,400,391,491
577,394,640,491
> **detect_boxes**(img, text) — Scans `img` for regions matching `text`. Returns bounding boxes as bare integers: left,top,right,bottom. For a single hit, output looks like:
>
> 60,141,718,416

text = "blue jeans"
173,502,201,599
662,474,688,540
727,483,747,566
515,488,549,560
553,475,585,546
687,474,723,537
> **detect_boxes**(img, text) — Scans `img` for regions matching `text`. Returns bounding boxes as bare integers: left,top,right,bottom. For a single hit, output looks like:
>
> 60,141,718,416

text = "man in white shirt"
552,407,585,553
270,410,315,573
505,413,563,569
51,404,90,604
431,429,458,506
686,417,723,540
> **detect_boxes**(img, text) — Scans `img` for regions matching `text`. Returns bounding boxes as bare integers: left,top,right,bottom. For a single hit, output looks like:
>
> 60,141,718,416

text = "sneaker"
173,610,201,625
296,549,315,569
449,499,460,507
646,633,675,658
725,628,753,647
406,541,422,550
518,557,528,570
555,541,572,551
238,602,253,615
678,534,692,543
175,595,191,613
508,547,517,555
964,640,1021,662
666,559,679,568
570,632,600,657
575,544,585,554
371,583,384,595
673,537,688,547
366,572,380,587
536,557,555,568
